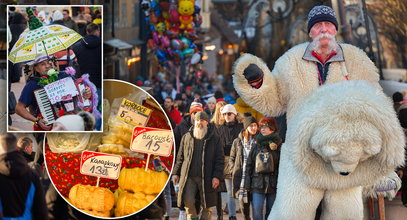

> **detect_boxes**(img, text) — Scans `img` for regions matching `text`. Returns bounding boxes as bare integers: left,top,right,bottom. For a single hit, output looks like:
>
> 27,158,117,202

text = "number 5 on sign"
130,127,173,157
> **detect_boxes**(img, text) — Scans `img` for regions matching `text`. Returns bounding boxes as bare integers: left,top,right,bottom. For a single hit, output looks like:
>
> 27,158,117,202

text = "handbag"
255,150,274,174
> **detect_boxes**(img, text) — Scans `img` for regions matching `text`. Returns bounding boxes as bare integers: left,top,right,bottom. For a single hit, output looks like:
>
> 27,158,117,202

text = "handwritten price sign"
44,77,78,104
117,99,152,126
130,127,173,157
80,151,122,180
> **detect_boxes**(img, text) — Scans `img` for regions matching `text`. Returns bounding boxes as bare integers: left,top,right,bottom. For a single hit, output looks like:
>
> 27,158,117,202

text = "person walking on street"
17,136,34,163
230,113,259,220
172,111,225,220
216,104,243,220
0,134,48,220
244,117,282,220
62,9,79,33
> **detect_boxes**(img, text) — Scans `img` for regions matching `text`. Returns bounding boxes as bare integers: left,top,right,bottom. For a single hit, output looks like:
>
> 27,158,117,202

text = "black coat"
244,141,280,194
72,35,102,88
0,151,48,220
173,115,193,153
215,121,243,178
173,125,225,208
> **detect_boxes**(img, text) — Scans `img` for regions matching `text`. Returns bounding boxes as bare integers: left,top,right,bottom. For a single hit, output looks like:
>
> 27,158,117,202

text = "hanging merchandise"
142,0,203,67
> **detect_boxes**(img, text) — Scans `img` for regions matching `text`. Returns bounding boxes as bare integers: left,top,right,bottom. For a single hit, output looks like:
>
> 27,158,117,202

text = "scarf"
256,132,281,149
238,135,256,203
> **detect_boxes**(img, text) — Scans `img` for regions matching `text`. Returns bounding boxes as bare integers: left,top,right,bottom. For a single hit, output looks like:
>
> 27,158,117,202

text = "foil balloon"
171,39,183,50
190,53,201,64
180,37,190,49
183,48,195,57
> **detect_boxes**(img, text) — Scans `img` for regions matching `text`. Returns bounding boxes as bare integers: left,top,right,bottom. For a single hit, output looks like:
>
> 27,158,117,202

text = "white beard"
193,124,208,140
310,33,337,55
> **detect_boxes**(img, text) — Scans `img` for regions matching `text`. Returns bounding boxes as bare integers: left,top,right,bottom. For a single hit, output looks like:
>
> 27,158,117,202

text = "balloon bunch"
142,0,202,66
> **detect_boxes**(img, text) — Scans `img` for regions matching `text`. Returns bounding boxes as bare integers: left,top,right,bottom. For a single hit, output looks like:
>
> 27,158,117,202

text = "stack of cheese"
102,117,134,148
114,167,168,217
69,184,115,217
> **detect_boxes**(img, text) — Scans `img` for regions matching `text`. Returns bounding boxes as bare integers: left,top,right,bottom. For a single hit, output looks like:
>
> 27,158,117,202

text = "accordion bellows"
118,167,168,195
69,184,115,217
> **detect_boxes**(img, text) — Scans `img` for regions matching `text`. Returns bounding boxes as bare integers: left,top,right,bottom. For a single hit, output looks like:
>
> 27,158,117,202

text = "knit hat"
189,101,203,114
259,117,278,132
53,10,63,21
243,112,257,130
307,5,338,33
220,104,237,115
195,111,209,122
0,134,18,155
207,96,216,104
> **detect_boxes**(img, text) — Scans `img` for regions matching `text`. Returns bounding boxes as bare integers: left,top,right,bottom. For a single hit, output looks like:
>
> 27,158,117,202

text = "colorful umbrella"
8,7,82,64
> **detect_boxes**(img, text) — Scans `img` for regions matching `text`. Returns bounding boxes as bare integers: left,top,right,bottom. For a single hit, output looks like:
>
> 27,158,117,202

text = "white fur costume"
233,44,405,220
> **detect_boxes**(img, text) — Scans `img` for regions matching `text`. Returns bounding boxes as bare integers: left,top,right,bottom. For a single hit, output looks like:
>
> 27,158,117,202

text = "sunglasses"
223,112,233,116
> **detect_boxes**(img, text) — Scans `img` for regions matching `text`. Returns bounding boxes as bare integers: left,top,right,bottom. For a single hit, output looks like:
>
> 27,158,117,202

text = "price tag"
117,98,152,126
80,151,122,180
130,127,173,157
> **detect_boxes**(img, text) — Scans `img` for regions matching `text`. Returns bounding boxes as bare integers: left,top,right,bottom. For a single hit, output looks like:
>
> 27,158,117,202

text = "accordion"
34,79,91,126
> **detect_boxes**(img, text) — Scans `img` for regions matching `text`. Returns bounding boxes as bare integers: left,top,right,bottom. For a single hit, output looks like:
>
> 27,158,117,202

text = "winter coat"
0,151,48,220
166,107,182,125
72,34,102,88
63,18,79,33
244,133,281,194
173,115,193,153
229,132,251,198
233,42,381,124
215,121,243,178
173,125,225,208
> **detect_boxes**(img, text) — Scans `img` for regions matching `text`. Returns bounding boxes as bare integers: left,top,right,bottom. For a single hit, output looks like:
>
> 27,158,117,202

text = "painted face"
309,21,337,47
34,60,51,76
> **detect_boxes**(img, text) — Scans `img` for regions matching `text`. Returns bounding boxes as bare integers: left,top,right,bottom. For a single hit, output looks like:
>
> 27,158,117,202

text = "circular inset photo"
44,80,175,218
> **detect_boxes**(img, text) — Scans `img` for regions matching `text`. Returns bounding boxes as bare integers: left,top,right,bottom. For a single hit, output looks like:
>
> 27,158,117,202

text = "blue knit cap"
307,5,338,33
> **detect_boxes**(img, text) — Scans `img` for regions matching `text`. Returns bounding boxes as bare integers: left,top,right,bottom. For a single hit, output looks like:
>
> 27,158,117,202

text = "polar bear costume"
233,44,405,219
272,80,404,220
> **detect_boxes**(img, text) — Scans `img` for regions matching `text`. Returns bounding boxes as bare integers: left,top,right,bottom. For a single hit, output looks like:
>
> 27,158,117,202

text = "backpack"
255,150,274,174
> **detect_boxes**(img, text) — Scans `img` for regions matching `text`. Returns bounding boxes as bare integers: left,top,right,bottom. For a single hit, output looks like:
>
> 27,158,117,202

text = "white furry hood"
285,80,405,190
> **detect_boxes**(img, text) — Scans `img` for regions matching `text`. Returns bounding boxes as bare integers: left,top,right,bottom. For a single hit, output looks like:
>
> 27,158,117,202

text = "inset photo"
7,5,103,132
44,80,174,218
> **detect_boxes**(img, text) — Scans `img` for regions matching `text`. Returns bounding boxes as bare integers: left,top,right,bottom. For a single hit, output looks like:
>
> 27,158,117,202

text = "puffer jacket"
173,124,225,208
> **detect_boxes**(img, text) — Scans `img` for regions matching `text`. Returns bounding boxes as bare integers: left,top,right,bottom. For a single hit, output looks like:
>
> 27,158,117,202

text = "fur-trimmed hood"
286,80,405,190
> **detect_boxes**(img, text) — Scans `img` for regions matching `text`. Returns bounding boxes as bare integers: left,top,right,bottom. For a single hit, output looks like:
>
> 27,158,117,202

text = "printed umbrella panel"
9,24,82,64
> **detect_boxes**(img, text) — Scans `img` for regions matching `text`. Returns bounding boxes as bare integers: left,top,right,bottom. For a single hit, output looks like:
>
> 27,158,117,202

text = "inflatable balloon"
190,53,201,64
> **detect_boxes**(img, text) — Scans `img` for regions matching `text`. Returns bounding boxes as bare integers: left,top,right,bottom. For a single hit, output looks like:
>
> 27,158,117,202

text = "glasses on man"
223,112,233,116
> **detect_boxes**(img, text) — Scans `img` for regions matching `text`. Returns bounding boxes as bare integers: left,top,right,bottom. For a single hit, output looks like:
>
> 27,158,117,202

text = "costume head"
307,5,338,33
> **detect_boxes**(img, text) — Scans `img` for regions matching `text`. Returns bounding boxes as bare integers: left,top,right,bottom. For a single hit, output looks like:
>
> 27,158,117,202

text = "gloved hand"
243,63,264,89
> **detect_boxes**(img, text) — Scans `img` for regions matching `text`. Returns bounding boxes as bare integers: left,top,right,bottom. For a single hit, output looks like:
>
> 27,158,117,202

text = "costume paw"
233,53,269,89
